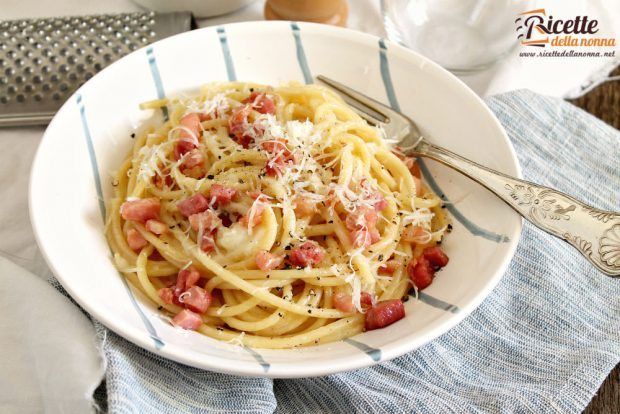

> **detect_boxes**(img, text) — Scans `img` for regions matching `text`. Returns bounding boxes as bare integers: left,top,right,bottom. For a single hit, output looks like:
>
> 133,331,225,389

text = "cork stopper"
264,0,348,27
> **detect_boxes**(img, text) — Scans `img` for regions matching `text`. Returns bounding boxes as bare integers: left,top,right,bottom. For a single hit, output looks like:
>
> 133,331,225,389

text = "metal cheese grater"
0,11,195,127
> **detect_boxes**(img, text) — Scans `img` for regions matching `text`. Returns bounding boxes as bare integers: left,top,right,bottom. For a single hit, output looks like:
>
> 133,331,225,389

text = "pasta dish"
105,82,450,349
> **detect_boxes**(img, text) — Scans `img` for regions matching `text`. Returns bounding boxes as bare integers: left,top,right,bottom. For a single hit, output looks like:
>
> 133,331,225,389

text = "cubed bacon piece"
293,195,316,217
126,228,148,251
171,309,203,330
423,246,449,268
402,226,430,244
175,266,201,296
188,210,221,232
404,157,422,178
180,286,212,314
181,148,204,169
120,198,160,222
407,256,434,290
200,232,217,253
288,241,325,268
360,292,373,308
260,138,289,155
179,113,202,141
153,173,174,189
372,194,388,212
255,250,285,271
174,139,196,161
243,91,276,115
208,184,237,206
379,259,403,275
182,165,205,179
333,291,374,313
265,156,287,177
239,203,266,228
365,299,405,330
349,227,380,249
228,106,254,148
177,194,209,217
158,287,174,305
145,219,168,235
345,206,378,231
333,292,355,313
174,113,202,160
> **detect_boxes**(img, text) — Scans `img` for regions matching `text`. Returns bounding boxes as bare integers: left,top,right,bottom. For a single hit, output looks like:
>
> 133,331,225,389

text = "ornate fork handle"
414,140,620,277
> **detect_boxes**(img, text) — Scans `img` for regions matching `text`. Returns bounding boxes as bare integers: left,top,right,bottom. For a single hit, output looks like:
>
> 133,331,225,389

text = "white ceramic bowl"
30,21,522,378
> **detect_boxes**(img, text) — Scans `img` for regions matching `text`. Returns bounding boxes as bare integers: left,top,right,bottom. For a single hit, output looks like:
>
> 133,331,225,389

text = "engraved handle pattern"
414,140,620,277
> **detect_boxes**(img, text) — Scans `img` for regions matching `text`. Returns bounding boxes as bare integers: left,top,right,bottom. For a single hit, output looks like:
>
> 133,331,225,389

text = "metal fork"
317,75,620,277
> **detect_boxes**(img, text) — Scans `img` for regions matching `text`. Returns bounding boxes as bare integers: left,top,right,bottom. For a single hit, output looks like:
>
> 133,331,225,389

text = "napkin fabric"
71,90,620,413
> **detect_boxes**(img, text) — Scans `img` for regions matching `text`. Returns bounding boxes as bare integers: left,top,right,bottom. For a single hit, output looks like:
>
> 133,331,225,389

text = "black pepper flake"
378,254,384,261
239,179,244,184
447,224,453,232
284,245,291,250
207,174,214,179
157,305,163,310
278,312,283,317
328,220,334,224
249,88,254,92
216,326,224,331
307,309,312,314
218,155,222,159
130,133,135,138
266,274,270,278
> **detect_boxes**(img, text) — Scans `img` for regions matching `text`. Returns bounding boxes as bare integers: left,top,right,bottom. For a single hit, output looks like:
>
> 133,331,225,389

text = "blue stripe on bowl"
77,94,165,350
291,22,313,84
378,38,509,243
344,338,382,362
416,291,460,314
146,47,169,120
244,346,270,373
217,27,237,81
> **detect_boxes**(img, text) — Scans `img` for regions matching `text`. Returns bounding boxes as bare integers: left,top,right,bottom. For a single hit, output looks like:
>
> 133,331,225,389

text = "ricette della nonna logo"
515,8,616,57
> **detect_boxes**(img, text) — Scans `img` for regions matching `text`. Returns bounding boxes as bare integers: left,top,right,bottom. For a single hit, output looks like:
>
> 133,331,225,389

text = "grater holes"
15,75,24,84
7,85,16,94
34,94,42,102
0,96,8,104
42,83,50,92
24,84,33,93
4,67,14,76
16,94,25,103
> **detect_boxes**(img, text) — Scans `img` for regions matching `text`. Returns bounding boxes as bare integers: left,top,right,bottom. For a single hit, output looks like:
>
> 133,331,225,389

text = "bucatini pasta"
105,82,450,349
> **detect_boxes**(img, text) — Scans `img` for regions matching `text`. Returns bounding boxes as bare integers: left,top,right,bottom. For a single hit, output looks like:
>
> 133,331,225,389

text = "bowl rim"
29,20,523,378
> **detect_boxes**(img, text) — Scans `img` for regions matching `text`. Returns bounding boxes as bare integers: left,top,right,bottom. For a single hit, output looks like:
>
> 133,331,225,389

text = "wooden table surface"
569,66,620,414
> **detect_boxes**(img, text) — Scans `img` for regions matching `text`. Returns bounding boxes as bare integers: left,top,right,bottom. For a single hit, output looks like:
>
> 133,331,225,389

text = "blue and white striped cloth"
80,89,620,413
